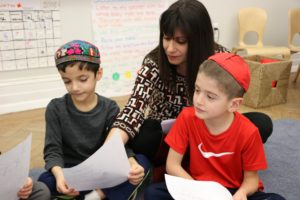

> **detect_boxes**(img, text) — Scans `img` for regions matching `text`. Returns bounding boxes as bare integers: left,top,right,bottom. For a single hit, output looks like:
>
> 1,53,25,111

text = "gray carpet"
259,119,300,200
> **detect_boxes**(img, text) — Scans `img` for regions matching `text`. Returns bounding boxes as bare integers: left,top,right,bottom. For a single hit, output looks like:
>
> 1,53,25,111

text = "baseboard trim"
0,99,50,115
0,74,64,115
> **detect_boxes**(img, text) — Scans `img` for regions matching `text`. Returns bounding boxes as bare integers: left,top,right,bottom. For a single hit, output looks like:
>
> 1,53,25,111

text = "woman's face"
163,29,188,71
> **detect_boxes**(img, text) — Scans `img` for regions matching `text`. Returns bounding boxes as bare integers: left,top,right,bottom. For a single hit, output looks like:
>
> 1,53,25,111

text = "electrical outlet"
213,22,219,30
213,22,219,42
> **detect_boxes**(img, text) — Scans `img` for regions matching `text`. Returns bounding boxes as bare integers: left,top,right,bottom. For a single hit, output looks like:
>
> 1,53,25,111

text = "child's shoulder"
96,94,119,108
182,106,195,114
45,94,70,116
178,107,195,119
47,94,68,108
97,94,116,103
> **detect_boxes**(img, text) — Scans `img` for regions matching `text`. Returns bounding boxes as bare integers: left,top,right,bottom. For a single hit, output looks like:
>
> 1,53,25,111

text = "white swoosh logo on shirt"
198,143,234,158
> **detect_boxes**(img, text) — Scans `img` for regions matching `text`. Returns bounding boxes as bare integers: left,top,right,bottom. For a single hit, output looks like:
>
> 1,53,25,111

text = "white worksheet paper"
63,133,131,191
0,134,32,200
165,174,233,200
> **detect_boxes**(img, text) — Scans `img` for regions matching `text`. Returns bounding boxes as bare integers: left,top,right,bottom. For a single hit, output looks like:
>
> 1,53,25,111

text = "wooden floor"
1,73,300,169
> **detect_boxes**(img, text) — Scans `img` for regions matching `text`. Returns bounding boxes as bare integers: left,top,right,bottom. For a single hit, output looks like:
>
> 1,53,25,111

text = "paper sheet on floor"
63,132,130,191
0,134,32,200
165,174,233,200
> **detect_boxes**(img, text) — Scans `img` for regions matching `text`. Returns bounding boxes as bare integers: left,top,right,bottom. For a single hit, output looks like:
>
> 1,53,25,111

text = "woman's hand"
17,177,33,199
128,157,145,185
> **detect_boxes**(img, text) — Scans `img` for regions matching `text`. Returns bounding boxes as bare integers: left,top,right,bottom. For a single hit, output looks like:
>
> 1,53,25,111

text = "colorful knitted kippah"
55,40,100,65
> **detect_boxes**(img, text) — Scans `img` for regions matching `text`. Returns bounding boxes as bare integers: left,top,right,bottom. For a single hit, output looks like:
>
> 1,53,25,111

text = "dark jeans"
144,182,285,200
130,112,273,161
38,154,150,200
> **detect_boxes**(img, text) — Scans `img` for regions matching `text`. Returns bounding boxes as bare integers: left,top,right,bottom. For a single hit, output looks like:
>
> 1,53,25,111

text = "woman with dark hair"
158,0,215,102
107,0,272,187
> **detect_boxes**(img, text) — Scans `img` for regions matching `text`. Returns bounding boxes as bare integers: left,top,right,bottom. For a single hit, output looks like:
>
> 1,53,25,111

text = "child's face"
59,62,102,104
193,72,233,120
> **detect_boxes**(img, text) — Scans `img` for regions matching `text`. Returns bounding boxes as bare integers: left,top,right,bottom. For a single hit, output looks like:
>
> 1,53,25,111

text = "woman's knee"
130,119,163,159
269,193,286,200
243,112,273,143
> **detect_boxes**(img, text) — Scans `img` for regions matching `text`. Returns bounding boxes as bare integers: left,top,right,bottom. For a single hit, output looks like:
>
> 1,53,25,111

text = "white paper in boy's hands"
63,132,130,191
161,119,176,133
0,133,32,200
165,174,233,200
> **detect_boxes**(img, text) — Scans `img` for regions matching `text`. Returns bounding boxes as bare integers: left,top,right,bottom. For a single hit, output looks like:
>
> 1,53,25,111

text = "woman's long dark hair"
158,0,215,103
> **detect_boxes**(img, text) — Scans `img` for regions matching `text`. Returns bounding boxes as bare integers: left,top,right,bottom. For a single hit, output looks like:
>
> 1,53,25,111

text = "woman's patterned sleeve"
111,58,160,139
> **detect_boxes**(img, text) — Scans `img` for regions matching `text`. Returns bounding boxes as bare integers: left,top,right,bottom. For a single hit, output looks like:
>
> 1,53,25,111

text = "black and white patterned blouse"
112,44,229,139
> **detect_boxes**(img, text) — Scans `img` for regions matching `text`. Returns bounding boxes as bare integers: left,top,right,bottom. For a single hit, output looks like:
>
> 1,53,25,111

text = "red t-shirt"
165,107,267,189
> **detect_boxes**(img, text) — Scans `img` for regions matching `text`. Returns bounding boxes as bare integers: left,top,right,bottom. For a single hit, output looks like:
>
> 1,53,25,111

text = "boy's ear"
228,97,243,112
96,67,103,80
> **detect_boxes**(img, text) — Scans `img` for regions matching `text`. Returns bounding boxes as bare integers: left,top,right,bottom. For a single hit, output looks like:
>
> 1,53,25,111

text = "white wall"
0,0,94,114
202,0,300,49
0,0,299,115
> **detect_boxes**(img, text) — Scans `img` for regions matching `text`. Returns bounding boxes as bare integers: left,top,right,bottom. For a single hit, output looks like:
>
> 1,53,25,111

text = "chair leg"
293,63,300,82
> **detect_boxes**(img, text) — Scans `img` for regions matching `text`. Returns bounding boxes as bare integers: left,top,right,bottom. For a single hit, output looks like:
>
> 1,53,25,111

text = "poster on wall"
0,0,61,72
92,0,174,97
